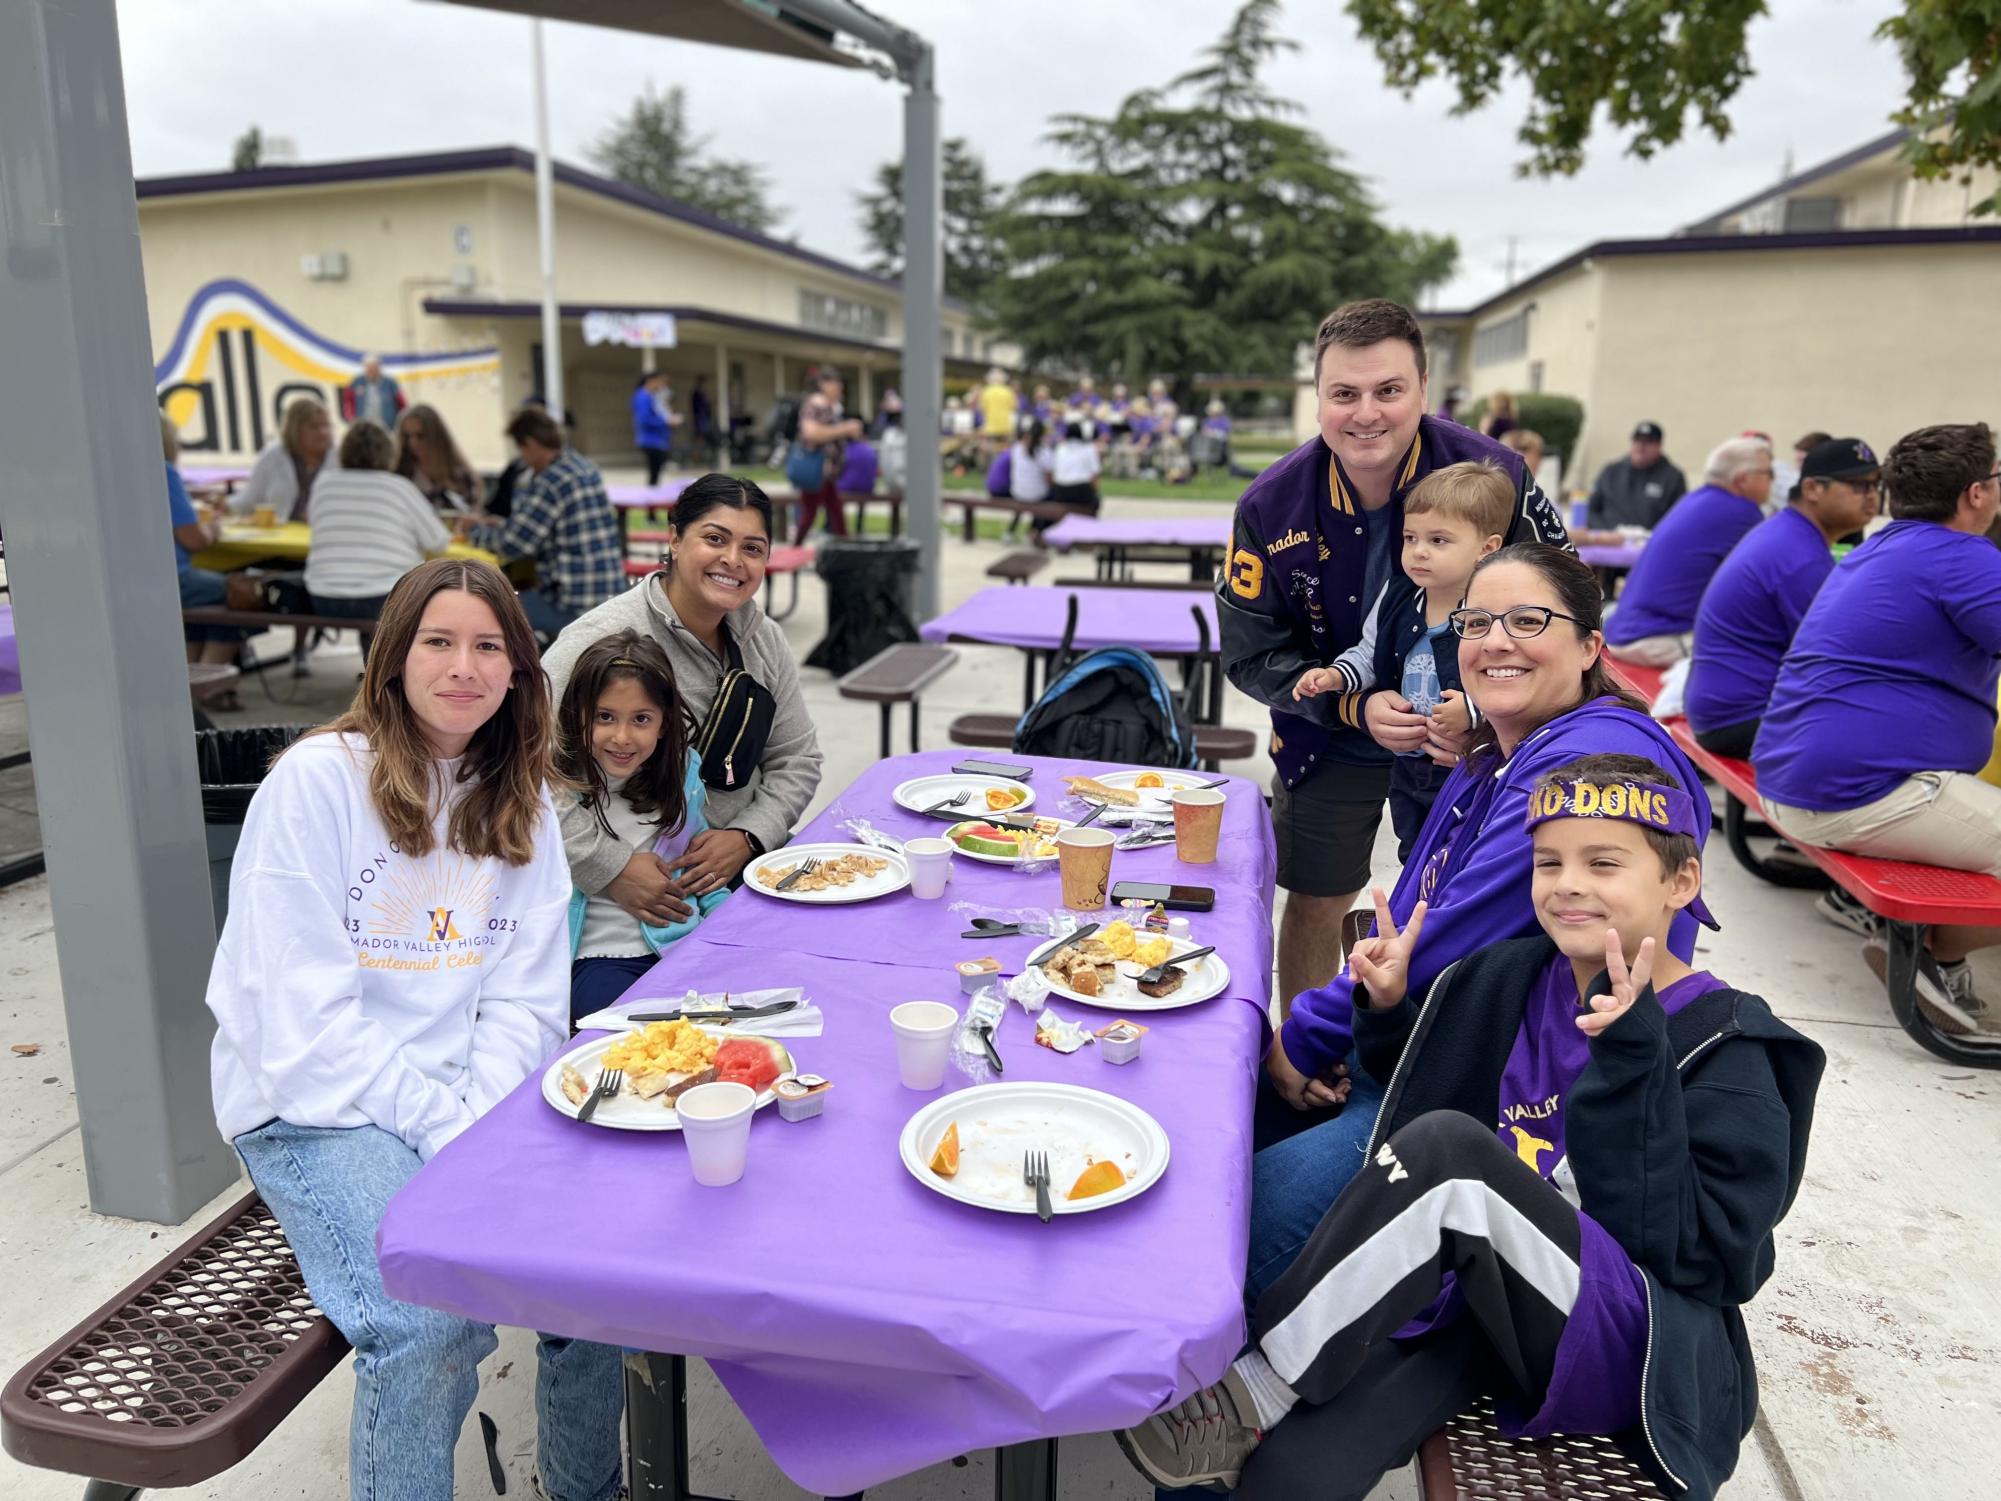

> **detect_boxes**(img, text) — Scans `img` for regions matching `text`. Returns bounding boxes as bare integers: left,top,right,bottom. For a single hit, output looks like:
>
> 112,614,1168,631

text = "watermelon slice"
714,1038,782,1092
952,822,1022,857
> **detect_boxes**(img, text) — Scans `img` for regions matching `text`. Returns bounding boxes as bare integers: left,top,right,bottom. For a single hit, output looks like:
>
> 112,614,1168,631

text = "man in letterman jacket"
1218,299,1569,1029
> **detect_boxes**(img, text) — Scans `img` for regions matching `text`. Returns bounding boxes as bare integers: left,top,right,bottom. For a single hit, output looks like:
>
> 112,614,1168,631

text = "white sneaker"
1816,888,1881,939
1863,936,1997,1040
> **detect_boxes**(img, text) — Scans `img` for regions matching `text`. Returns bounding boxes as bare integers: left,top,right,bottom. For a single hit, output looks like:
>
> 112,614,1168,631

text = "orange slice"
984,786,1021,811
1134,772,1165,789
1067,1159,1126,1200
929,1123,961,1178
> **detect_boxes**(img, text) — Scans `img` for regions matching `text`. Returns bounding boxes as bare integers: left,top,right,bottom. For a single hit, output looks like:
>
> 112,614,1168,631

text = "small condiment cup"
675,1081,756,1186
905,836,953,900
890,1000,959,1090
1168,788,1225,864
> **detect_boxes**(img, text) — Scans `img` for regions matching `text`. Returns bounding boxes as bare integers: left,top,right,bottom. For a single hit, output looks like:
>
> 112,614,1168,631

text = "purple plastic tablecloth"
1040,515,1232,552
1578,541,1643,569
377,752,1273,1496
920,585,1218,656
178,465,250,488
0,605,19,698
606,479,689,509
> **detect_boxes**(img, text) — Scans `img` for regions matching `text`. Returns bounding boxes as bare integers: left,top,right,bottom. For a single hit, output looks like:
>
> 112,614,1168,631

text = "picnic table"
188,522,496,573
377,749,1274,1499
1039,515,1232,584
920,585,1225,721
178,465,251,491
0,604,19,699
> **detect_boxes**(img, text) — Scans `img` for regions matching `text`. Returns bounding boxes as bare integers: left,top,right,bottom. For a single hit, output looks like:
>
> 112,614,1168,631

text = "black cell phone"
952,759,1033,781
1110,881,1216,912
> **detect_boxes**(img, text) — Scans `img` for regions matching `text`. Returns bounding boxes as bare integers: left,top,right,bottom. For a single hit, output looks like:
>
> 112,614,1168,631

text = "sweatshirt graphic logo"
426,908,463,942
349,848,502,968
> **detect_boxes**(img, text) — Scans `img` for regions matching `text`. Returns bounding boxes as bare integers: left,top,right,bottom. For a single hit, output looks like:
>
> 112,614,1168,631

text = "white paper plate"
1064,769,1214,825
743,842,911,903
541,1029,795,1131
942,817,1074,865
899,1082,1169,1215
892,773,1037,819
1023,932,1231,1012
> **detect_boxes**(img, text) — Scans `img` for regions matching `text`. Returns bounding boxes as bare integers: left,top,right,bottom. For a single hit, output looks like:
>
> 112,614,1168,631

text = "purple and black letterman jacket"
1217,416,1570,787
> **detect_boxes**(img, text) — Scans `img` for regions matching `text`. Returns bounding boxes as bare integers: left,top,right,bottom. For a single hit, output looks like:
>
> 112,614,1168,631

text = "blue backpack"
1012,645,1197,769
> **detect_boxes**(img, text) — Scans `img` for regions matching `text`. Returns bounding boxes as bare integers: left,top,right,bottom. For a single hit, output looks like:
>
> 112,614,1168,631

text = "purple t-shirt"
1755,519,2001,811
1397,954,1720,1436
1685,507,1833,733
1604,484,1764,645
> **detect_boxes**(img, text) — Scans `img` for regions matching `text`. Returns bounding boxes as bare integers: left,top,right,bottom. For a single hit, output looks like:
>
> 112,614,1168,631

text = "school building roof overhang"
135,146,969,315
1420,223,2001,327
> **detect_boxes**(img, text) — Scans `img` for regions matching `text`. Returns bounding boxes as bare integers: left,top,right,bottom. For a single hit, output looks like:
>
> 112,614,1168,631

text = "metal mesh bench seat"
2,1193,347,1493
1418,1399,1664,1499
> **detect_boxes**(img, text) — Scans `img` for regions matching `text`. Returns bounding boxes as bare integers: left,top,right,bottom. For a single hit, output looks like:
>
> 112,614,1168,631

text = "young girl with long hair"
206,558,622,1501
557,630,728,1021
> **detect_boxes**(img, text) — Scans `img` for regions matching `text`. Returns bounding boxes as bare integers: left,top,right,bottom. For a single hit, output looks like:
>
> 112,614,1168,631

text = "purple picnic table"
178,464,251,490
1577,541,1644,570
606,480,691,509
920,585,1223,720
0,604,18,698
1040,514,1233,587
377,750,1273,1496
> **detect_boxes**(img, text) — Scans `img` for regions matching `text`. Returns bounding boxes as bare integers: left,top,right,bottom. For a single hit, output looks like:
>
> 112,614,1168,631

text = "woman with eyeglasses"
1249,543,1712,1299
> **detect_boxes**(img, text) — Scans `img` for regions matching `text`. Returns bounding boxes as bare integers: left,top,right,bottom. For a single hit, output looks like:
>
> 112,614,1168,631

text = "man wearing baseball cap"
1686,438,1883,759
1587,421,1687,529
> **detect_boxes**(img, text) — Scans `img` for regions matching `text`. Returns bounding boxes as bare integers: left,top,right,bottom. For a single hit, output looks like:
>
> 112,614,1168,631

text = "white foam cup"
905,837,953,900
890,1000,960,1090
675,1081,757,1186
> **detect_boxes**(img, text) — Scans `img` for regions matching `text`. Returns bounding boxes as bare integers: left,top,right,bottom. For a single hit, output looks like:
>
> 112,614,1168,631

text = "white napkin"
574,986,825,1038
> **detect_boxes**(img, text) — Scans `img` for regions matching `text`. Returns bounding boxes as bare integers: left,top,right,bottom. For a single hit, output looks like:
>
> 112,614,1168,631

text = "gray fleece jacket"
542,571,823,894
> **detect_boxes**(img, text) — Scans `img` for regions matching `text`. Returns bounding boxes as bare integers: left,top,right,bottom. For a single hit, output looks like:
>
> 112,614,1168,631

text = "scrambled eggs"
602,1019,719,1077
1098,920,1172,968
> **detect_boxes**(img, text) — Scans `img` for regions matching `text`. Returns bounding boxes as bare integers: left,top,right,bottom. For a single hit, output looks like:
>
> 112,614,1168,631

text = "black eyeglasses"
1449,605,1588,640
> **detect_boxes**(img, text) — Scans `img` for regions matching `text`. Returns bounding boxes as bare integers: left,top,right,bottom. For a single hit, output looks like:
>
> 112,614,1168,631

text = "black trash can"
803,536,921,676
198,726,307,930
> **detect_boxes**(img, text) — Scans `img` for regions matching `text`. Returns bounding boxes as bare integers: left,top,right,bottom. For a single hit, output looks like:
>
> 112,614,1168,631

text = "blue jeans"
236,1120,623,1501
310,592,389,661
519,586,583,640
571,954,657,1026
1245,1055,1386,1302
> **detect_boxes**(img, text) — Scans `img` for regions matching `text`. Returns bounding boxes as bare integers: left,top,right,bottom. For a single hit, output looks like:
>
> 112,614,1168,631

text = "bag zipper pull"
724,754,736,787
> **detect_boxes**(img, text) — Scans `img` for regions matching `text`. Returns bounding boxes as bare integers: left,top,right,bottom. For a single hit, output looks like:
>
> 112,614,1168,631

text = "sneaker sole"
1863,943,1988,1037
1111,1427,1240,1493
1816,897,1880,939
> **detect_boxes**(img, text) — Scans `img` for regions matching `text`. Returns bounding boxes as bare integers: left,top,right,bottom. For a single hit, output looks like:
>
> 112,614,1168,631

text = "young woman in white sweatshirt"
206,558,622,1501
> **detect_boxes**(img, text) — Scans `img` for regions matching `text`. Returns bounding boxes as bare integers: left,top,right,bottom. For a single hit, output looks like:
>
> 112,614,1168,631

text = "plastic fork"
923,789,972,816
576,1068,623,1125
774,856,821,892
1024,1149,1053,1223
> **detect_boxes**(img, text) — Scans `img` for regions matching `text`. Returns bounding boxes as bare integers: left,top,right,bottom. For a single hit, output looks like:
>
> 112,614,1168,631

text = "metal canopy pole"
0,0,236,1221
900,43,943,620
531,18,565,420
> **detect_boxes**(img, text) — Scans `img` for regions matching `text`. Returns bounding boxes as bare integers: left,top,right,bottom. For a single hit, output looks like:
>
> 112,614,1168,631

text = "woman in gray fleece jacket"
543,476,822,923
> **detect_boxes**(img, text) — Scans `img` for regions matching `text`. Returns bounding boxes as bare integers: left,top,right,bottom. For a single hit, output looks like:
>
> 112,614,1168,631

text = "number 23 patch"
1228,548,1265,599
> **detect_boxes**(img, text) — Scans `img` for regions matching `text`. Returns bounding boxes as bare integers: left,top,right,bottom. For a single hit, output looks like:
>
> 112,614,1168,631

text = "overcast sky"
115,0,1910,309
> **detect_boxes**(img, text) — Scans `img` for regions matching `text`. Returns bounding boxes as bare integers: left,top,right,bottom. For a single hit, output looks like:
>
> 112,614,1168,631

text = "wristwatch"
734,828,766,857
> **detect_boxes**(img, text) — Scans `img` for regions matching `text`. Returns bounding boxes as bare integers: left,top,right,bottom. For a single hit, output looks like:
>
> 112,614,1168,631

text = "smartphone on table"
951,759,1033,781
1108,881,1215,912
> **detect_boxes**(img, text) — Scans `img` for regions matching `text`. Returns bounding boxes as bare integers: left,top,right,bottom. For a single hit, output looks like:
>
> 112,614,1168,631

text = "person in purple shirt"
1249,546,1707,1299
1755,422,2001,1036
1118,753,1821,1501
1603,436,1774,665
1686,437,1883,758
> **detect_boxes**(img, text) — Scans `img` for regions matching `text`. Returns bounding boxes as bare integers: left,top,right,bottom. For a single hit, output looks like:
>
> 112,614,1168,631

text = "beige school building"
139,147,1013,469
1308,131,2001,489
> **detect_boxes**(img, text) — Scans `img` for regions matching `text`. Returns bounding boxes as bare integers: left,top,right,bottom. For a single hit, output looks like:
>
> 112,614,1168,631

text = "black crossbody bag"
694,624,778,791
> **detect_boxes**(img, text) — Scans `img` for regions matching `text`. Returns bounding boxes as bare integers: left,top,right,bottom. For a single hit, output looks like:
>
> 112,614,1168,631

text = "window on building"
1528,360,1545,394
1473,311,1528,367
1782,196,1843,233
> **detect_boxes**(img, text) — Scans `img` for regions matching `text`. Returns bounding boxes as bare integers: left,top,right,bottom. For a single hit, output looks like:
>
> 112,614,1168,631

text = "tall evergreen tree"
989,0,1456,378
590,85,786,235
856,138,1005,309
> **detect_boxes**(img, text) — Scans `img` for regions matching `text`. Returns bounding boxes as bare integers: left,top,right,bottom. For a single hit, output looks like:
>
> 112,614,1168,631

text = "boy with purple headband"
1119,754,1823,1501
